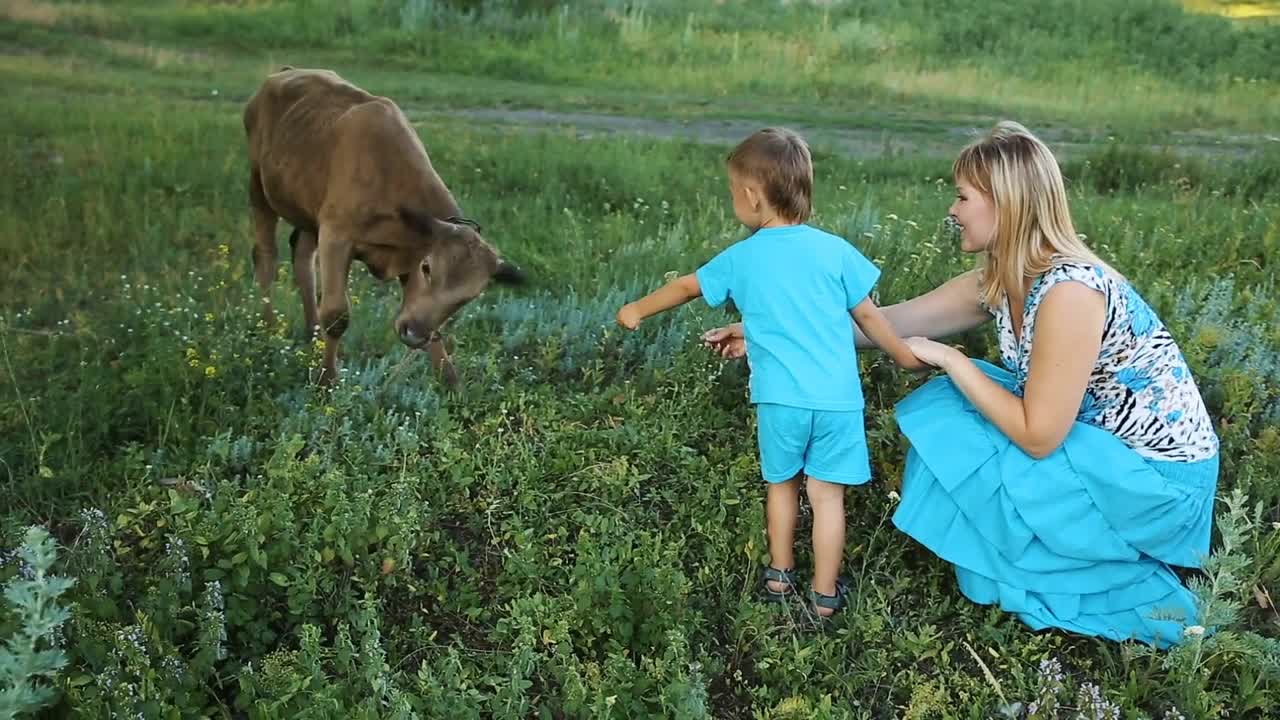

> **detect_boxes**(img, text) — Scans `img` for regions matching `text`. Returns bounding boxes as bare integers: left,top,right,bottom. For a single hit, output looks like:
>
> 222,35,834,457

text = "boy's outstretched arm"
851,298,928,371
617,274,702,330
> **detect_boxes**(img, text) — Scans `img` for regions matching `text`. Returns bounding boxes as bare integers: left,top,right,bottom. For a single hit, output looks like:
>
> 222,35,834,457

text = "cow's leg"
426,335,459,388
315,226,354,385
249,168,279,328
289,228,320,341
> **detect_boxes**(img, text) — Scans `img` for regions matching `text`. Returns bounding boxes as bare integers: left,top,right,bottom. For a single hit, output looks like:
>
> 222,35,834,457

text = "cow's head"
382,207,524,349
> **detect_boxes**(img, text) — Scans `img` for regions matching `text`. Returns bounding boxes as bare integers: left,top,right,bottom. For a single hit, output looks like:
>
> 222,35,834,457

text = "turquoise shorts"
756,403,872,485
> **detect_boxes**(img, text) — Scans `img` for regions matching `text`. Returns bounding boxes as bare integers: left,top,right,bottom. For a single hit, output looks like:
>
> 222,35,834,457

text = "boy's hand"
616,304,642,330
617,275,701,332
894,352,930,373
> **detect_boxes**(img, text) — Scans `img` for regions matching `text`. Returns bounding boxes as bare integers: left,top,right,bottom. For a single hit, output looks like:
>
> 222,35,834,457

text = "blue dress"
891,261,1220,648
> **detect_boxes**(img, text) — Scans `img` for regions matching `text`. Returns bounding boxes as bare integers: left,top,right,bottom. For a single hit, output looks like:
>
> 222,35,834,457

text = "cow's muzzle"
399,326,438,349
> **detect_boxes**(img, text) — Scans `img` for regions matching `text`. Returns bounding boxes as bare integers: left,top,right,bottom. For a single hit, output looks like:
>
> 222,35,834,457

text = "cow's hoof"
254,311,276,333
440,364,460,388
316,365,340,387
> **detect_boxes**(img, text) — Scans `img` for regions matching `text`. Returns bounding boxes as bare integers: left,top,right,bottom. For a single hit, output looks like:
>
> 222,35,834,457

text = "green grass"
3,0,1280,136
1,3,1279,718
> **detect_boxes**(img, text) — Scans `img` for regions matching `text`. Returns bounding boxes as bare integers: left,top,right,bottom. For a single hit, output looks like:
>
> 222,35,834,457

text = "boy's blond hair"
726,128,813,223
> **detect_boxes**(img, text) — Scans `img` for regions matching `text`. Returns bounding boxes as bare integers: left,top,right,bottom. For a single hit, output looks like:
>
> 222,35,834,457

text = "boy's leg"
756,404,808,594
765,475,802,592
806,476,846,606
802,410,870,615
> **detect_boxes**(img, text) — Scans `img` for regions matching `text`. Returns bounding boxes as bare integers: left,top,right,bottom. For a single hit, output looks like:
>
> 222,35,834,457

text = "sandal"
810,576,852,618
760,565,798,602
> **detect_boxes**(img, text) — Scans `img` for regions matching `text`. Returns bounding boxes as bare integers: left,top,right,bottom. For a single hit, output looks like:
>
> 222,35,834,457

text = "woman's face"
948,177,996,254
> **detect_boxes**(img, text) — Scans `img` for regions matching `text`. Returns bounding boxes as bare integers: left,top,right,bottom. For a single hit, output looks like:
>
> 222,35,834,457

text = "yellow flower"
204,313,215,322
204,365,217,378
218,244,230,256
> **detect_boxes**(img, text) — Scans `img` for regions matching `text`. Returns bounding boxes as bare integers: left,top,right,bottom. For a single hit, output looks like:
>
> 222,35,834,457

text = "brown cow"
243,66,524,385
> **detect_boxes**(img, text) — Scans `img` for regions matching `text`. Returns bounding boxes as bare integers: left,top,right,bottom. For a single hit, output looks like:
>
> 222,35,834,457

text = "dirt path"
4,29,1276,163
418,107,1278,162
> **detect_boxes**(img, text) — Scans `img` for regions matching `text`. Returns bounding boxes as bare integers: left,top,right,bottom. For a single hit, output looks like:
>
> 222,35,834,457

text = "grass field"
1,1,1279,718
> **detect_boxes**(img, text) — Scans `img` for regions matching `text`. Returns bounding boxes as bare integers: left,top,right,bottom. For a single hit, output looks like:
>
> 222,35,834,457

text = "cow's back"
244,68,382,228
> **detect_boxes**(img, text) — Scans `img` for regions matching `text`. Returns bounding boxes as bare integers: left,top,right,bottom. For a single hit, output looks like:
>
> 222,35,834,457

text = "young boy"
616,127,923,617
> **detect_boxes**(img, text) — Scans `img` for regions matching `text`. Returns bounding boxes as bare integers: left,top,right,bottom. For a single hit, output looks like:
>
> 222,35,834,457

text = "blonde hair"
726,127,813,223
954,121,1110,307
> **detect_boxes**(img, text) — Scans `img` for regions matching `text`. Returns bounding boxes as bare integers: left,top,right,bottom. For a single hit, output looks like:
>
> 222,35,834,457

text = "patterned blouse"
985,259,1219,463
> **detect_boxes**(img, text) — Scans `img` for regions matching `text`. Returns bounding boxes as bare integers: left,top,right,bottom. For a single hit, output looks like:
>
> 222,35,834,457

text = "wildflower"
205,580,224,609
97,663,120,692
202,581,228,660
1183,625,1205,637
1076,682,1121,720
204,365,217,378
79,507,108,534
116,625,147,656
162,655,184,681
888,491,900,502
166,537,190,584
1037,657,1065,685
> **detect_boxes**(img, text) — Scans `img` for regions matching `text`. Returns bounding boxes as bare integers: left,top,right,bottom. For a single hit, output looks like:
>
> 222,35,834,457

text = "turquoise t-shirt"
695,224,880,411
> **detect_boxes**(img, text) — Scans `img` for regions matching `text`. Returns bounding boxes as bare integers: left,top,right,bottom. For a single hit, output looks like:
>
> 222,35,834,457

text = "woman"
702,121,1220,648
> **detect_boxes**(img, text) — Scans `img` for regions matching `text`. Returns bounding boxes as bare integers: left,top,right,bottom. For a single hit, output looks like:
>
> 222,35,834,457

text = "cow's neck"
420,177,465,223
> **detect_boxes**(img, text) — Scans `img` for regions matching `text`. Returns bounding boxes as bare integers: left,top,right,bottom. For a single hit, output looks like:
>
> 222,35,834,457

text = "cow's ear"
399,207,444,241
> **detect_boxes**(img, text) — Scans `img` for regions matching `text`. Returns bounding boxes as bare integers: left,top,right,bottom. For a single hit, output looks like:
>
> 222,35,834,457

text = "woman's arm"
853,269,990,348
908,281,1105,459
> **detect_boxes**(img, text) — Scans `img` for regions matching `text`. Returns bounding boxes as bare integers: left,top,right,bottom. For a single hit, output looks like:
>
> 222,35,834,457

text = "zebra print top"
986,259,1219,462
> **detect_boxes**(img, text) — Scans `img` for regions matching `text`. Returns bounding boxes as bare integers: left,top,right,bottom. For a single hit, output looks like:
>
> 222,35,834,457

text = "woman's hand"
905,337,962,370
701,323,746,359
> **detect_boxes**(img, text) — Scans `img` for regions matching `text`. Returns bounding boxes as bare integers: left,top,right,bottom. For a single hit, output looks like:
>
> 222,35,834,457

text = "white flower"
1183,625,1205,637
888,491,900,502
